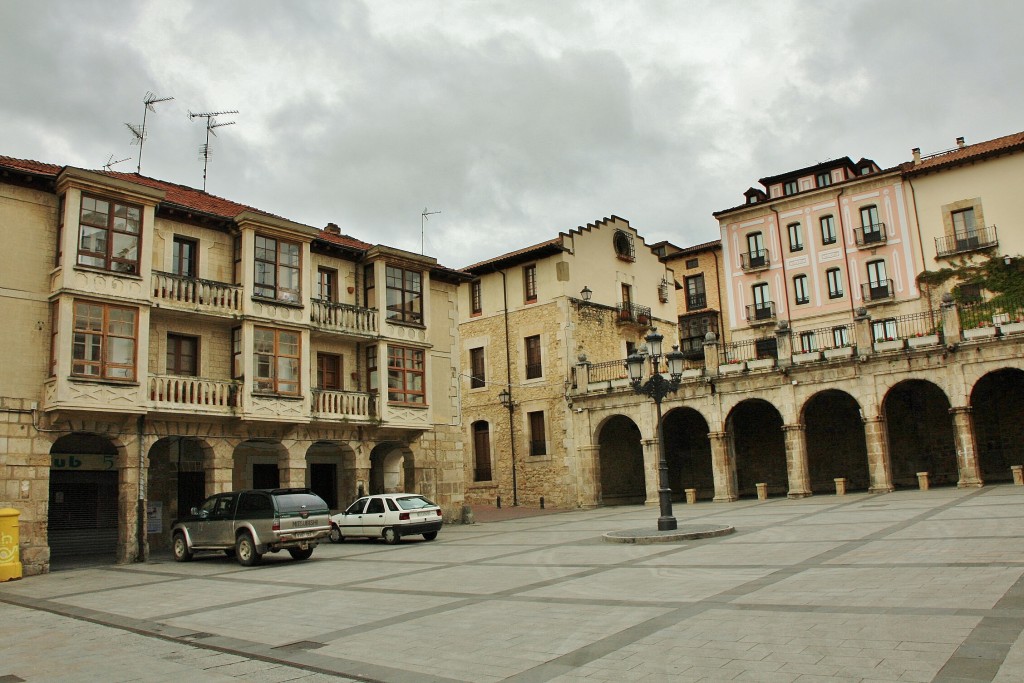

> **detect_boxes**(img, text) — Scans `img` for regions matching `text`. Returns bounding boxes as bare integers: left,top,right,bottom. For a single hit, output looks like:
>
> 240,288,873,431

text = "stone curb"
602,523,735,544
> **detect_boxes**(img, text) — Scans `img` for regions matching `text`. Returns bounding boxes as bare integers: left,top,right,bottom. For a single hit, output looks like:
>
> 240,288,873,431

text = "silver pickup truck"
171,488,331,566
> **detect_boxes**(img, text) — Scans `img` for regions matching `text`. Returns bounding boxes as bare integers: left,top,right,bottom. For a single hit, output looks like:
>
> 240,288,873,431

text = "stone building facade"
0,156,468,575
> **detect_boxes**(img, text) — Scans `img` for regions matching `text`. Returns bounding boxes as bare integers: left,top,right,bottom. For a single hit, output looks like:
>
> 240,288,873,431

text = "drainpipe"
769,206,791,326
136,414,146,563
497,268,519,506
834,186,857,317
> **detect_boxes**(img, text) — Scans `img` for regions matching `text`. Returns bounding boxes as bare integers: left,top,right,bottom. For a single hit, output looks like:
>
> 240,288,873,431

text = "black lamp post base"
657,516,678,531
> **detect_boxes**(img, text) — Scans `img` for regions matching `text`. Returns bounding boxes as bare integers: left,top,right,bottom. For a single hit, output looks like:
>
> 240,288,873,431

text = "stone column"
703,332,721,376
709,431,737,502
641,438,660,506
577,445,602,508
775,322,793,370
941,293,961,345
863,415,894,493
208,439,237,494
280,439,308,488
950,406,983,488
853,307,873,355
783,423,812,498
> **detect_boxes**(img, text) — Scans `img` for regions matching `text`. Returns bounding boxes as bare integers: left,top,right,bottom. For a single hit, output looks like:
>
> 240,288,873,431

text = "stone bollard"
916,472,930,491
460,505,475,525
685,488,697,505
834,478,847,496
1012,465,1024,486
756,483,768,500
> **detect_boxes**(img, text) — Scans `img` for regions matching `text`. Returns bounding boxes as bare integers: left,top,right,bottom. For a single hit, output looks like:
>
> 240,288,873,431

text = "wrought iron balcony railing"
854,223,887,247
616,301,653,326
741,249,770,272
745,301,776,324
861,279,894,302
935,225,998,258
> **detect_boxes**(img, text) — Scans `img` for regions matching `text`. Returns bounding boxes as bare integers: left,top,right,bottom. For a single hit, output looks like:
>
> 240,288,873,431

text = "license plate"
293,519,317,527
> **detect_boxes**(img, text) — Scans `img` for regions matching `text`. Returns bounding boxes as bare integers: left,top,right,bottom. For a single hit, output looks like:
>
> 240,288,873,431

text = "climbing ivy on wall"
917,254,1024,311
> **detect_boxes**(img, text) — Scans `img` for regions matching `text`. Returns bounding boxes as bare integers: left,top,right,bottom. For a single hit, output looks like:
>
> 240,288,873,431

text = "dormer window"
77,195,141,274
816,171,832,188
783,180,798,196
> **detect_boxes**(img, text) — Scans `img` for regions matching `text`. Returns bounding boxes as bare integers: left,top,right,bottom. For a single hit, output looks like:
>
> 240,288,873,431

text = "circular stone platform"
602,523,735,544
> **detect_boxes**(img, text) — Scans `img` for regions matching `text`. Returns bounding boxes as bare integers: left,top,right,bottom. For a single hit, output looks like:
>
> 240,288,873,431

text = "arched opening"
971,368,1024,483
597,415,645,505
803,390,870,493
662,407,713,501
48,433,120,562
884,380,957,488
147,437,210,551
306,441,352,510
370,443,408,494
233,440,287,489
727,399,786,498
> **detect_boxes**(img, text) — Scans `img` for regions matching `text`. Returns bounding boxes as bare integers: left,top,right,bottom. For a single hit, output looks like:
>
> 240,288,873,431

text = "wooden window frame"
528,411,547,456
254,235,302,304
385,265,424,324
172,236,198,278
167,333,199,377
386,344,426,405
253,326,301,395
317,267,337,302
49,301,59,377
317,352,343,391
472,421,492,482
71,300,138,381
820,215,837,245
471,280,482,315
788,222,803,252
793,274,809,305
523,264,537,303
827,267,843,299
469,347,486,389
525,335,542,380
77,194,142,274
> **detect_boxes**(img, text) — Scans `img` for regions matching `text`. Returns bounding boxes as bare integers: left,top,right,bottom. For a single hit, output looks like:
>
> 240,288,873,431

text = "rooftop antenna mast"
421,207,441,254
125,91,174,174
103,154,131,171
188,109,238,191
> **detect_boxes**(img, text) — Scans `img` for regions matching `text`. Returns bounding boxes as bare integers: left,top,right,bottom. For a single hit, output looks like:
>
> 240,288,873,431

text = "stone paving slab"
5,485,1024,681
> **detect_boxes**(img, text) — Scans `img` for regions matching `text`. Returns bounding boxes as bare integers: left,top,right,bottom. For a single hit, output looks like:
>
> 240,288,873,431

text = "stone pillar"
709,431,737,502
641,438,660,506
577,445,602,508
1011,466,1023,486
208,439,237,494
853,307,873,356
941,293,961,345
783,423,812,498
863,415,894,493
775,321,793,369
280,440,308,488
703,332,721,376
950,406,983,488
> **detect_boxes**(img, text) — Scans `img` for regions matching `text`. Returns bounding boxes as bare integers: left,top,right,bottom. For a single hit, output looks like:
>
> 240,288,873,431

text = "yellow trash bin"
0,508,23,581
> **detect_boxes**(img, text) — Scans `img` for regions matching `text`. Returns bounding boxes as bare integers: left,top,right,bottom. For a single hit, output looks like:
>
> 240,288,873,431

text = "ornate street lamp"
625,328,685,531
498,387,519,506
580,285,593,302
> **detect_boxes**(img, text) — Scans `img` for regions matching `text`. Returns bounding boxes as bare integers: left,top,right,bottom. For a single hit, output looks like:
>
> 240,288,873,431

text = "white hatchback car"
329,493,443,544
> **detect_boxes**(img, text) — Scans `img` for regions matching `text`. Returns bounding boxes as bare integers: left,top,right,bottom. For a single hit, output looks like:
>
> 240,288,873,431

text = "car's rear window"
275,493,329,513
395,496,436,510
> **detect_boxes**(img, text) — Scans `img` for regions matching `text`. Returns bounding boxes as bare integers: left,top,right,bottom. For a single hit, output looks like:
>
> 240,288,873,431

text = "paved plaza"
3,485,1024,682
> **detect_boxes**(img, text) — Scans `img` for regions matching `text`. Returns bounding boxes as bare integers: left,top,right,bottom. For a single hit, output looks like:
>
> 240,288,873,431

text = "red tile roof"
0,155,62,175
902,131,1024,176
463,237,566,273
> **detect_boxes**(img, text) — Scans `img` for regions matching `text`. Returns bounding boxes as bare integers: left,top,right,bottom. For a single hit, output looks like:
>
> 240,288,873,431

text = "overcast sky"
2,1,1021,268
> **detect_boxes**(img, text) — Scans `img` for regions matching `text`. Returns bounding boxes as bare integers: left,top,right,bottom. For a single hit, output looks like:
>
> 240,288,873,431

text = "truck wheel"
289,547,314,561
172,532,193,562
236,532,262,566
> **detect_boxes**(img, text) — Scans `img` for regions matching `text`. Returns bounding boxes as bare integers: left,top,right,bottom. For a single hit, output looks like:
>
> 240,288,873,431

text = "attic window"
748,195,758,204
613,230,635,261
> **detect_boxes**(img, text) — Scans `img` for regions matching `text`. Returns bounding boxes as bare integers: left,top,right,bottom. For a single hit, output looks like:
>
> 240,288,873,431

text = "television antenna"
125,91,174,174
188,109,238,191
103,154,131,171
421,207,441,254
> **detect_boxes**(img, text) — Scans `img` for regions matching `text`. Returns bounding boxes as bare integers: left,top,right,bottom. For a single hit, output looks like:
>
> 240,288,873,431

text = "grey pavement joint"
3,486,1024,682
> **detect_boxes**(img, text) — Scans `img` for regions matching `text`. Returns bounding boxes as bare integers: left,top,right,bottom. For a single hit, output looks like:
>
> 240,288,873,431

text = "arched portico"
803,390,870,493
147,436,213,550
971,368,1024,484
596,414,646,505
370,442,412,494
727,399,786,498
883,380,957,488
661,407,713,501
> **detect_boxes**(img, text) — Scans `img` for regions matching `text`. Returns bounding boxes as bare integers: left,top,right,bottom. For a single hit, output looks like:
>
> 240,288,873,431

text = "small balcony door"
752,282,771,319
317,353,342,391
747,232,766,267
866,260,889,300
860,206,882,243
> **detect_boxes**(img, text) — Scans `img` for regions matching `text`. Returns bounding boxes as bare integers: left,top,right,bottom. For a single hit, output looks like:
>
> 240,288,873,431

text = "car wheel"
423,531,438,541
289,547,314,561
382,527,400,545
172,532,193,562
235,532,262,566
329,524,344,543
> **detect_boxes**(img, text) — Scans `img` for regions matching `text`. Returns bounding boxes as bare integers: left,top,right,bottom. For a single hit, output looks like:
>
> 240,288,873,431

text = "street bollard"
0,508,23,582
460,505,475,524
916,472,930,491
685,488,697,505
756,483,768,501
1012,465,1024,486
834,478,847,496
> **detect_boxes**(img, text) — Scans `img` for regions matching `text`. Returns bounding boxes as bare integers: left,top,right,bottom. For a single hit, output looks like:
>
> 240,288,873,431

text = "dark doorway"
310,463,338,509
598,415,646,505
662,408,714,501
972,368,1024,483
253,463,280,489
48,470,119,559
884,380,957,488
177,471,206,515
729,399,787,498
804,390,870,493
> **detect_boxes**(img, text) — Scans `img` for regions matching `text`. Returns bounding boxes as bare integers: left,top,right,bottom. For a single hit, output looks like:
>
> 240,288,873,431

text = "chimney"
912,147,921,165
324,222,341,235
956,136,965,148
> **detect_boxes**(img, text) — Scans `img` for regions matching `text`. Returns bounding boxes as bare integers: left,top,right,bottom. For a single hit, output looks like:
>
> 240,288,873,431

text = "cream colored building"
0,156,468,575
457,216,679,509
